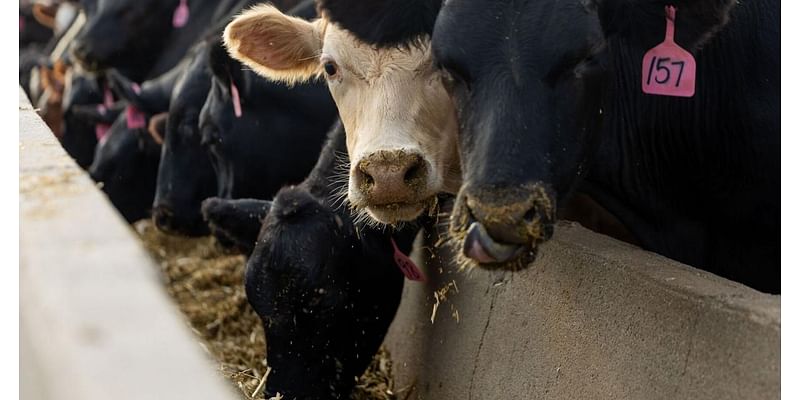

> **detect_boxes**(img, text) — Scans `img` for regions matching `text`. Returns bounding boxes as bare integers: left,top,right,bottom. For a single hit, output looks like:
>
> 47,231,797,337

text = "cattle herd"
20,0,779,398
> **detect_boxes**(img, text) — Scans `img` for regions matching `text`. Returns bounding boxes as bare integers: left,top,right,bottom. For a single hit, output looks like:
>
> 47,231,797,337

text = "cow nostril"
523,206,538,223
403,159,425,185
152,206,175,230
354,164,375,191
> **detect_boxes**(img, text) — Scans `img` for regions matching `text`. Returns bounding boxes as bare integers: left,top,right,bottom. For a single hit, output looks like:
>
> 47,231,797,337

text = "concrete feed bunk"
386,224,780,399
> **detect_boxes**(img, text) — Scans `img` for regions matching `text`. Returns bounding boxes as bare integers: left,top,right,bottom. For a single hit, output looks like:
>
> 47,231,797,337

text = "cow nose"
152,205,175,232
354,150,428,204
456,184,556,264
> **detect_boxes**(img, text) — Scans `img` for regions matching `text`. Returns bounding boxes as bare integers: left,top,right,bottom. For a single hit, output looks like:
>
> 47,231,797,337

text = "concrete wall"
385,222,780,399
19,89,238,400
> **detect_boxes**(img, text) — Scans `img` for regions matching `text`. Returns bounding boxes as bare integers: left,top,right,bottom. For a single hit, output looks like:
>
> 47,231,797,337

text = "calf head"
433,0,736,270
223,1,460,226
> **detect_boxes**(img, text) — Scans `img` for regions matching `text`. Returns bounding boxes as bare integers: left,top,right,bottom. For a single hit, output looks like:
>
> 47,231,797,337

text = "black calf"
204,122,419,399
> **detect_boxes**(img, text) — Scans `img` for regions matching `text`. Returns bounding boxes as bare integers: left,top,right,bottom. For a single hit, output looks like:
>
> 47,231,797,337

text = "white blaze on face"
223,5,461,224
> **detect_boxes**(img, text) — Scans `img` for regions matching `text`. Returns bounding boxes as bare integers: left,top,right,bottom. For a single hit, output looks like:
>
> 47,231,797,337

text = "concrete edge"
19,87,238,400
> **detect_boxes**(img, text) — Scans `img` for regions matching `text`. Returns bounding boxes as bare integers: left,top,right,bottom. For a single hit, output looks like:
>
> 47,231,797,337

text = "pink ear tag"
103,85,115,108
95,123,111,141
391,238,426,282
172,0,189,28
126,105,147,130
230,81,243,118
642,6,696,98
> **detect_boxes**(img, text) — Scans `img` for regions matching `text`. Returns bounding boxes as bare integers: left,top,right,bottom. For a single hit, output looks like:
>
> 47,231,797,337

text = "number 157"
646,56,686,87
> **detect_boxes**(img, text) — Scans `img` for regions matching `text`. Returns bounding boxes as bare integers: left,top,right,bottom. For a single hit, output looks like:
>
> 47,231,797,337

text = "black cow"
193,38,337,226
61,68,123,168
152,0,330,236
151,41,217,234
85,46,206,223
434,0,779,293
202,122,419,399
88,110,161,223
71,0,239,81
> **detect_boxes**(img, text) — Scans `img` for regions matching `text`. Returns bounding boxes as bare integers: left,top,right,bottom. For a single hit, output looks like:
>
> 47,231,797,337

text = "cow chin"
362,197,437,226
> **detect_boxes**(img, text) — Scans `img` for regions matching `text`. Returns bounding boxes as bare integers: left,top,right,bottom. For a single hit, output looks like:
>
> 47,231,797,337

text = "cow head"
150,45,217,236
199,40,336,212
433,0,736,270
88,111,161,223
223,3,460,226
60,67,105,168
71,0,176,78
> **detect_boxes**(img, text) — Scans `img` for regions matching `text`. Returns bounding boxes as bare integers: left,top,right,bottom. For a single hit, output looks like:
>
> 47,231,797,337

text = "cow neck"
584,0,776,253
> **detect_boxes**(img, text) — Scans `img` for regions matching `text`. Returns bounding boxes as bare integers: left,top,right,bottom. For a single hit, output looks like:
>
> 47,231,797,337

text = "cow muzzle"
450,183,556,270
350,149,435,224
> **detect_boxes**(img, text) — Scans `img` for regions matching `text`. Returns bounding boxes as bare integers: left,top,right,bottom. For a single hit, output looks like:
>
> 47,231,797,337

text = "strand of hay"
134,220,396,400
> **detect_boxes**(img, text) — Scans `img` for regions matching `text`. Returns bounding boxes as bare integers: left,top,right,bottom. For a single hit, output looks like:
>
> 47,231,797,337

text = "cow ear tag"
172,0,189,28
642,6,696,97
95,123,111,141
230,80,243,118
126,106,147,130
103,84,114,108
391,238,427,282
126,82,147,129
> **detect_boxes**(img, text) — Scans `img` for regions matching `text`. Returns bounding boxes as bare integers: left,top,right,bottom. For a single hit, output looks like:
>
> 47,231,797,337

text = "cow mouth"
450,209,551,272
364,197,436,225
463,222,525,264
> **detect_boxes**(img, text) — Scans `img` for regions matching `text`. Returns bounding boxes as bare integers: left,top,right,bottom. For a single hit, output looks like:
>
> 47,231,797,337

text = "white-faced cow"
222,0,460,226
433,0,779,293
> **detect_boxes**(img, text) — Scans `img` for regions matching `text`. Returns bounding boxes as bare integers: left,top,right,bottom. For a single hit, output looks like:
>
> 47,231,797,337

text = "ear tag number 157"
642,6,696,97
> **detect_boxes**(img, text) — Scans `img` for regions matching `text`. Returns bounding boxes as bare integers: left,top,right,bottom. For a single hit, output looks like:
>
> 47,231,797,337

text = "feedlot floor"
134,220,396,400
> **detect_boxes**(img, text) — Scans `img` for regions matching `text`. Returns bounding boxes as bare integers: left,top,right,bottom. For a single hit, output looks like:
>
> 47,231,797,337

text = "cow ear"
223,4,324,85
595,0,736,51
106,69,170,114
202,198,273,254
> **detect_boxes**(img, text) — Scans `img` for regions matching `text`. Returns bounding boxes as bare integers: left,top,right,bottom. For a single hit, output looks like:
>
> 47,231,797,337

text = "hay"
134,220,396,400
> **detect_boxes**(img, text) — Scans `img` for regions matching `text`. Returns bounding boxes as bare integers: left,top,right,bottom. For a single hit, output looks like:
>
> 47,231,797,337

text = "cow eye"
320,55,339,79
324,62,337,76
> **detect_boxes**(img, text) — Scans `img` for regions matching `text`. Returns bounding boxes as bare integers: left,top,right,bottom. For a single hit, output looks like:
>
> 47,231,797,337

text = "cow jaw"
321,25,460,225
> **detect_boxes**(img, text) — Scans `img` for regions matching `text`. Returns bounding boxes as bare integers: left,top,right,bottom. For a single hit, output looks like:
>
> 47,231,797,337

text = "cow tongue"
463,222,522,264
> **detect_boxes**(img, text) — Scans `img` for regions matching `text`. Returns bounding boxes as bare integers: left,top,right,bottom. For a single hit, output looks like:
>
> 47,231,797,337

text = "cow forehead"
322,24,434,82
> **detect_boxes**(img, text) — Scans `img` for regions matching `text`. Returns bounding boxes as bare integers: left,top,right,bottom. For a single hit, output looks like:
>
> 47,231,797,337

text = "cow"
150,41,218,234
70,0,239,81
433,0,780,293
60,67,123,168
187,37,337,231
151,0,332,235
222,0,460,227
88,109,162,223
201,122,419,398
